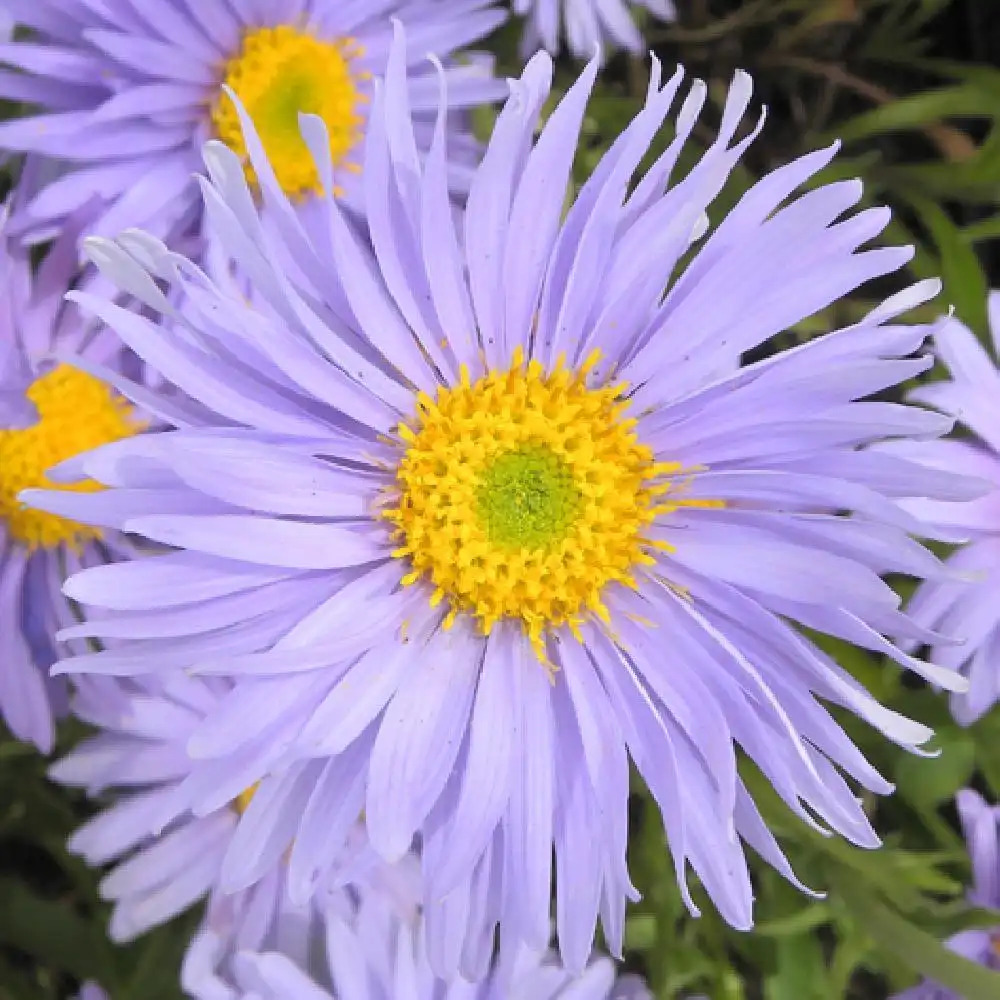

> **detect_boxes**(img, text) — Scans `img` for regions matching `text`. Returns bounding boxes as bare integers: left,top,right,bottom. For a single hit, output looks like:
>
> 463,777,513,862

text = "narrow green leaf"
905,194,990,335
837,878,1000,999
828,84,994,144
766,935,829,1000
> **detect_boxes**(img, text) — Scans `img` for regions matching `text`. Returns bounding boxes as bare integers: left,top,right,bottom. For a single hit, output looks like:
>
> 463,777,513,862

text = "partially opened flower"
0,0,506,244
878,296,1000,726
50,673,288,941
182,862,648,1000
35,28,981,976
515,0,675,59
0,183,143,753
892,789,1000,998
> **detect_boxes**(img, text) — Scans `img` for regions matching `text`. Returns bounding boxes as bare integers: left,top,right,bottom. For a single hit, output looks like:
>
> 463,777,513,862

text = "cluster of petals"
0,172,138,753
881,294,1000,726
25,22,989,979
515,0,676,60
182,838,649,1000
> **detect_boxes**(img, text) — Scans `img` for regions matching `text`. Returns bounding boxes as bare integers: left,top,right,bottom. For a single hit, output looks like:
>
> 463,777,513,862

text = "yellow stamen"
234,783,259,815
0,365,142,550
212,25,368,199
383,349,712,666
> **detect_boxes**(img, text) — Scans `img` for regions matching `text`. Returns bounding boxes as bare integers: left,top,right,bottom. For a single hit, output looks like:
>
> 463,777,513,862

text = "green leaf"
828,84,994,145
837,877,1000,999
766,934,829,1000
754,904,830,939
905,193,990,335
0,878,117,988
894,726,976,810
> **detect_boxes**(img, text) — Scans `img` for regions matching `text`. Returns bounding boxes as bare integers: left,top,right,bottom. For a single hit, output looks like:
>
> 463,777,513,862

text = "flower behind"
183,859,648,1000
0,0,506,245
879,294,1000,726
35,26,982,977
50,674,266,941
892,790,1000,999
515,0,676,60
0,175,143,753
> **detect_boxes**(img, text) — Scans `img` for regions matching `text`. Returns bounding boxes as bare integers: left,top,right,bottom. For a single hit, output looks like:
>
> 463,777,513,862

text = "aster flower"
0,185,144,753
50,673,293,942
892,789,1000,999
35,27,983,976
515,0,675,60
182,860,648,1000
75,984,109,1000
0,0,506,244
877,295,1000,726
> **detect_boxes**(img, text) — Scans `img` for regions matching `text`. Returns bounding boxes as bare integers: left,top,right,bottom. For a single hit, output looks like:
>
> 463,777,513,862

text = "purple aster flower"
0,0,506,244
49,672,298,941
892,789,1000,999
876,296,1000,726
34,28,983,976
182,859,648,1000
75,984,109,1000
0,178,144,753
515,0,675,59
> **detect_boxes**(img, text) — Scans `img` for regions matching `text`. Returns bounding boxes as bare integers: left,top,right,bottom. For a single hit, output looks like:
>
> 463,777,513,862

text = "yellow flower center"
212,25,368,199
384,349,696,663
0,365,142,550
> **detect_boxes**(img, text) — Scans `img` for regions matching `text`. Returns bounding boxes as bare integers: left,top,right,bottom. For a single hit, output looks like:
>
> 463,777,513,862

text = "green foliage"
0,730,198,1000
2,1,1000,998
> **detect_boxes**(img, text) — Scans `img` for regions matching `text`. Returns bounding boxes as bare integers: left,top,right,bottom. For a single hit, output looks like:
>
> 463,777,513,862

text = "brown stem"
767,53,978,163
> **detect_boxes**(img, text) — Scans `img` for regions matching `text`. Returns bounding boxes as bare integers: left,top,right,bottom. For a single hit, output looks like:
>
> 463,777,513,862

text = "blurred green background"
2,1,1000,997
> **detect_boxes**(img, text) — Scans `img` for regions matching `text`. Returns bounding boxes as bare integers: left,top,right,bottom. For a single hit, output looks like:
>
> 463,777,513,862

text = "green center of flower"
476,444,581,549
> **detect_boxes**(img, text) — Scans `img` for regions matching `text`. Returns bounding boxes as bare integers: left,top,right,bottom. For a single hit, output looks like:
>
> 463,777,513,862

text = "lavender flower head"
515,0,676,59
75,985,109,1000
33,25,983,977
49,673,297,942
893,789,1000,999
0,181,143,753
183,859,648,1000
0,0,506,244
880,295,1000,725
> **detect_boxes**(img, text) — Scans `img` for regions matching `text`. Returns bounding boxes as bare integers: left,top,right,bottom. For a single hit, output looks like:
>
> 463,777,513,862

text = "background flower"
877,295,1000,726
892,789,1000,998
514,0,676,60
0,0,506,245
74,985,109,1000
50,673,291,943
182,860,648,1000
0,172,143,753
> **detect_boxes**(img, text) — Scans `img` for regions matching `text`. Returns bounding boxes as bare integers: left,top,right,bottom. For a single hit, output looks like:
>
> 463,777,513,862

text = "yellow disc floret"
384,348,694,664
0,365,142,550
212,25,368,199
234,783,259,815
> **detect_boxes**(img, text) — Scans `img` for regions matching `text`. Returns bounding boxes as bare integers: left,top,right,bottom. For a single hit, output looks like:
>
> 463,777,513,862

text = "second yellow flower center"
212,25,368,199
0,365,142,550
384,349,687,661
